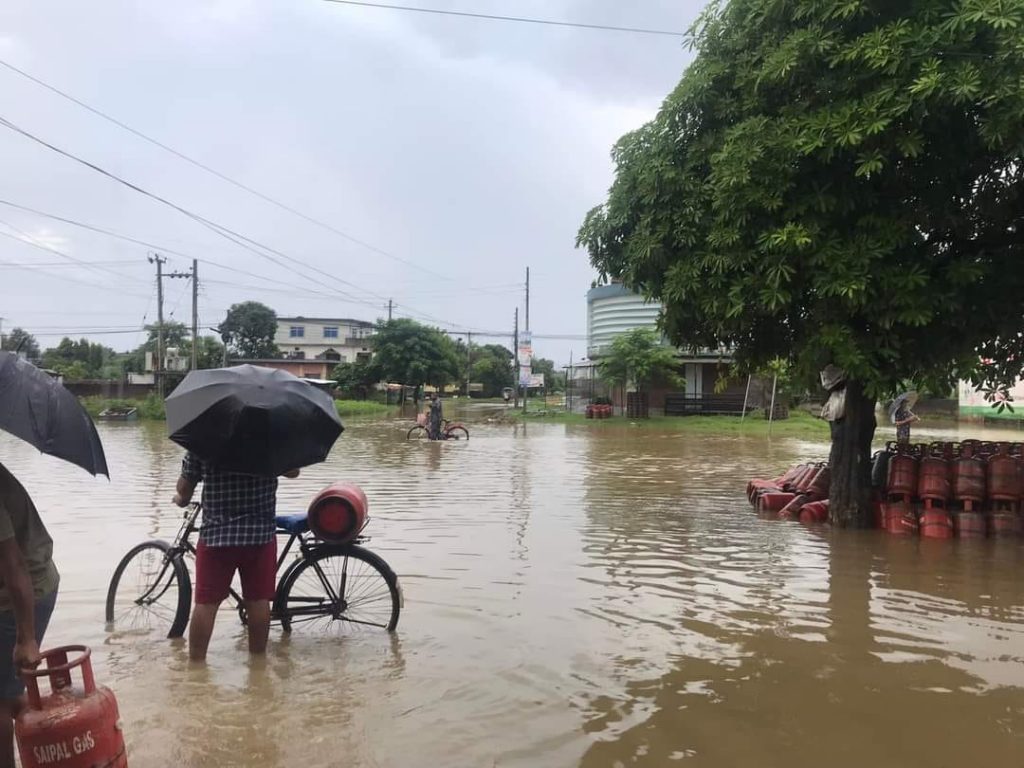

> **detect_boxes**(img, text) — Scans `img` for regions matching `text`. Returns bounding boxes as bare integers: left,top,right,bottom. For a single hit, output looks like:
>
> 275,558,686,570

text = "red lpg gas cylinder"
883,500,917,535
917,445,950,503
758,492,796,515
308,482,369,544
954,442,986,506
920,510,954,539
16,646,126,768
886,446,918,498
954,512,987,538
987,443,1021,504
799,500,829,524
806,466,831,501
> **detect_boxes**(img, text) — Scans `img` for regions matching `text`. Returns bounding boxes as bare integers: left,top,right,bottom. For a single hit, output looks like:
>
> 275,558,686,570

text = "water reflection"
1,414,1022,767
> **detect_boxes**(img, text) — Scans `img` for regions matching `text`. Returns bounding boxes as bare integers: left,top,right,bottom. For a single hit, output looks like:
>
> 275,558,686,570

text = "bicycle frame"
169,503,365,618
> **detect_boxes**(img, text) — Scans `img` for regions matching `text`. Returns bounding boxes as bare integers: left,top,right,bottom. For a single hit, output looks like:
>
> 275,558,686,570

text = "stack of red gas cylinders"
585,404,613,419
746,440,1023,538
746,462,831,524
876,440,1022,539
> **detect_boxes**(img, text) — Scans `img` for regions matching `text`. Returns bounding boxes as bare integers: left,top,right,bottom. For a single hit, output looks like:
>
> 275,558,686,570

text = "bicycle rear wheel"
445,425,469,440
105,541,191,639
275,546,400,635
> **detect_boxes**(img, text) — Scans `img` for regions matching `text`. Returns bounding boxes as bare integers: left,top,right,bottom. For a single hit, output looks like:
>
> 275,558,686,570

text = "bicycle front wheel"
407,425,430,440
275,546,400,635
105,541,191,639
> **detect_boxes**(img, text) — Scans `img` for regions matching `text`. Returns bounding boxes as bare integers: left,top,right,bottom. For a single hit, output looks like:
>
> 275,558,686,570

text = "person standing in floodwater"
428,393,443,440
173,455,300,662
0,463,58,768
894,403,919,444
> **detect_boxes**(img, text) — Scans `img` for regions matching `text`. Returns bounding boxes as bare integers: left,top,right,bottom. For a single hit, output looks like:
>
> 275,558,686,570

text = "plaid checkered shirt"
181,452,279,547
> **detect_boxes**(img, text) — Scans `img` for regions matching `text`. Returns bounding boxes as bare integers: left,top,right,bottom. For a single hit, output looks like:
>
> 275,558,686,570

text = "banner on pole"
517,331,532,368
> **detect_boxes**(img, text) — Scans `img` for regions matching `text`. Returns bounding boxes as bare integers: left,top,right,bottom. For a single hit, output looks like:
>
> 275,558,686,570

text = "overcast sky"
0,0,700,364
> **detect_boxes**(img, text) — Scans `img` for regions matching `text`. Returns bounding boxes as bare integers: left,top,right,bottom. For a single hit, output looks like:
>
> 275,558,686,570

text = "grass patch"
80,395,166,420
514,408,830,438
334,399,394,417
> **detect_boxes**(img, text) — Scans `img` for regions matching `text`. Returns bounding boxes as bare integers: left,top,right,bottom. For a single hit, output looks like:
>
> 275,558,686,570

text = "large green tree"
332,358,380,399
578,0,1024,525
598,329,683,415
471,344,515,397
220,302,280,359
1,327,40,359
371,319,460,394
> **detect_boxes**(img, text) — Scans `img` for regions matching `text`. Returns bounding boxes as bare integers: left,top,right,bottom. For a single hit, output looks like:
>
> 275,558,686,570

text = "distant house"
585,283,746,415
275,317,374,364
234,358,336,381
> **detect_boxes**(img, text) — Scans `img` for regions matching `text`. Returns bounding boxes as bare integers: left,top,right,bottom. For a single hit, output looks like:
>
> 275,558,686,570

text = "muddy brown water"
2,409,1023,767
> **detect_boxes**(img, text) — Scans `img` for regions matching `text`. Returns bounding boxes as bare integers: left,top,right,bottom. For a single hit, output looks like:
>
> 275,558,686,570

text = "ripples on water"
2,411,1023,767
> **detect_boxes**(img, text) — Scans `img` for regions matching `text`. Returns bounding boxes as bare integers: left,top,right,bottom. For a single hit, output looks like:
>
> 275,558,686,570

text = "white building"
586,283,733,401
275,317,374,363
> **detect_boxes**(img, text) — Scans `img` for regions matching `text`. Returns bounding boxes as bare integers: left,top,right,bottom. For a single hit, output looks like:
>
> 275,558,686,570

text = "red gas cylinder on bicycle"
16,646,126,768
307,482,369,544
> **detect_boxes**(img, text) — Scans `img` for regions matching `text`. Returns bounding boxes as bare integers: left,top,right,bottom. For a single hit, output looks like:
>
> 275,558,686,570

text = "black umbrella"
166,365,343,476
0,352,108,476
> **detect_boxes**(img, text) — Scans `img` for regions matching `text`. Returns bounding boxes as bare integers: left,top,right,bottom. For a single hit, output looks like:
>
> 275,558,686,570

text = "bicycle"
406,419,470,441
105,502,401,639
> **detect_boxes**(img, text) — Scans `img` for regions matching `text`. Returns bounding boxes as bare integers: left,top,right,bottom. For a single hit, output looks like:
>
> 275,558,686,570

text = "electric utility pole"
513,308,519,408
148,254,167,396
167,260,199,371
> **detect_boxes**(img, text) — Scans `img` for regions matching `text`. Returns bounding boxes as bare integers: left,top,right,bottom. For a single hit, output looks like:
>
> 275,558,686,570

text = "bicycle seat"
275,513,309,535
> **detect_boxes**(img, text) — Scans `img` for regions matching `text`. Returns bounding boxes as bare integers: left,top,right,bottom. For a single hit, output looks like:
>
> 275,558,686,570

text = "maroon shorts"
195,539,277,604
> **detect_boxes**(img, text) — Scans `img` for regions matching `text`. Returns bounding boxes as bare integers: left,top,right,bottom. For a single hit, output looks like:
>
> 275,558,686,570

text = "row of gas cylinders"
878,440,1024,509
875,499,1020,539
585,404,613,419
747,463,832,523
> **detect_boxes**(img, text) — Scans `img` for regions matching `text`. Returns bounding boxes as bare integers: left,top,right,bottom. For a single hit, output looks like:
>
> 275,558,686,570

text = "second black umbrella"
165,365,343,476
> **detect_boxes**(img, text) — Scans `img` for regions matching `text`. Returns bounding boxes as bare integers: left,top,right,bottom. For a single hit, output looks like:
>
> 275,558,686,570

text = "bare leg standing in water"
175,458,297,662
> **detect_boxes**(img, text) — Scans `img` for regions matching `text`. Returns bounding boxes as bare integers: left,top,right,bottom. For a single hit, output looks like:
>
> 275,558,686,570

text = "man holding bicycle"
173,453,299,662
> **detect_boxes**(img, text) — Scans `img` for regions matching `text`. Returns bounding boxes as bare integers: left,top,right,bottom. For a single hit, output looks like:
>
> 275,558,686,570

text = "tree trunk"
828,379,876,527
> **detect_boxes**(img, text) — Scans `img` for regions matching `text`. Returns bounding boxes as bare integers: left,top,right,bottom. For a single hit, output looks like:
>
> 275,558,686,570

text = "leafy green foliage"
41,338,116,379
598,328,683,403
220,302,280,359
370,319,460,389
578,0,1024,405
0,327,40,359
122,323,225,372
332,358,380,399
470,344,514,397
531,358,561,389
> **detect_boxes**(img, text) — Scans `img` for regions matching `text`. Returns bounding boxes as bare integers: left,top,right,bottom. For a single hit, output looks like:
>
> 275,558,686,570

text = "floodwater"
3,409,1024,767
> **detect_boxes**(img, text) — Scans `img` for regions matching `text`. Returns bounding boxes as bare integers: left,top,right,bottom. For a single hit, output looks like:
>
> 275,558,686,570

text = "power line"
0,231,150,297
321,0,686,37
0,115,401,314
0,215,149,286
0,196,511,329
0,259,138,268
0,57,451,281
